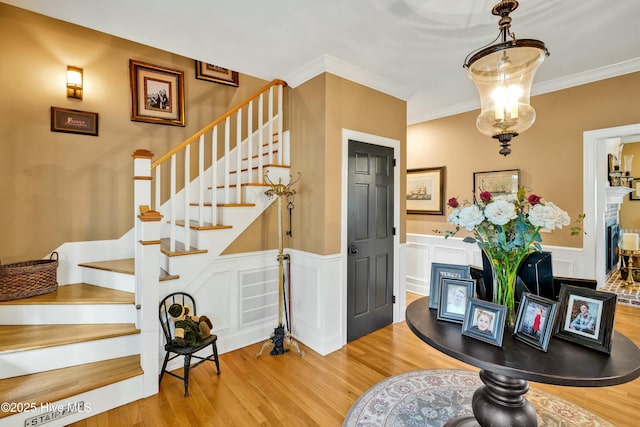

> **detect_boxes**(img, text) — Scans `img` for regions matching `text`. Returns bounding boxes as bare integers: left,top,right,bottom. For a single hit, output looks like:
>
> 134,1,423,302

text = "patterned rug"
343,369,614,427
603,269,640,307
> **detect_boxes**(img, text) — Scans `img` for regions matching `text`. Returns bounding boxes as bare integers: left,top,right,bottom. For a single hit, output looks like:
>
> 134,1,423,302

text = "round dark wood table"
406,297,640,426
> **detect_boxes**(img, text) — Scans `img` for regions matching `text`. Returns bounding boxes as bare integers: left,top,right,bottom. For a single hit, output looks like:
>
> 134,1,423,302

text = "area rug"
343,369,613,427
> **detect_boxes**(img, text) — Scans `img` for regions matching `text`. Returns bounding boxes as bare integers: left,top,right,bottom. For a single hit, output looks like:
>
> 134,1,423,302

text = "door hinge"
392,227,396,235
392,295,396,304
393,158,397,167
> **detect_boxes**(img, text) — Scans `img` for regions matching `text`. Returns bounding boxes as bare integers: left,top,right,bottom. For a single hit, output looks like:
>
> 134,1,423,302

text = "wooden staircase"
0,79,290,425
0,284,142,425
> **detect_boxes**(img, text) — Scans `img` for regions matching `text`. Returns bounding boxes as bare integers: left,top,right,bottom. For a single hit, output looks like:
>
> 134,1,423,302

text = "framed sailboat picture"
406,167,445,215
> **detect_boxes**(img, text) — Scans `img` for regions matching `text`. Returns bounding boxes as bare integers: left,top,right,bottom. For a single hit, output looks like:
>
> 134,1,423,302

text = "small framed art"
129,59,185,126
407,166,445,215
437,277,476,324
428,263,471,310
462,299,507,347
50,107,98,136
513,293,558,352
554,284,617,354
630,181,640,201
195,61,239,86
473,169,519,201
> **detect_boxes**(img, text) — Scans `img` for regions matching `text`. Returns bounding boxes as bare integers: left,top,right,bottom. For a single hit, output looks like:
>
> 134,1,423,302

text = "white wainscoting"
405,233,590,297
160,248,344,372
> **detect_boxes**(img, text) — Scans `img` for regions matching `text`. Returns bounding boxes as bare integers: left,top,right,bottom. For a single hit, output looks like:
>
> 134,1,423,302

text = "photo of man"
564,295,602,338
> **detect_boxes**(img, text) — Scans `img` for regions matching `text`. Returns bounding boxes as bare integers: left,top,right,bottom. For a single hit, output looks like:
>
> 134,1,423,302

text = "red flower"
528,194,541,205
480,191,492,203
448,197,459,208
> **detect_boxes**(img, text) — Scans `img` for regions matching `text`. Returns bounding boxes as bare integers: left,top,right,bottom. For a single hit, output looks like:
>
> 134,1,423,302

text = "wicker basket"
0,252,59,301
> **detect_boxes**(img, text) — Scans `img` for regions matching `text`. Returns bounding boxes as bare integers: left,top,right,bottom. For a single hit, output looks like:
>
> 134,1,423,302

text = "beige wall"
0,4,268,263
225,73,408,255
407,72,640,248
620,142,640,229
1,3,407,263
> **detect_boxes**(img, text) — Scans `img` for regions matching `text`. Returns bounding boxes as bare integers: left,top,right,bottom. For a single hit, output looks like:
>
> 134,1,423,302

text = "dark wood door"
347,140,394,342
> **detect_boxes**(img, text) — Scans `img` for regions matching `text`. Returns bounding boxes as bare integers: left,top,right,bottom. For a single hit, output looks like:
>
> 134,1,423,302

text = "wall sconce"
66,66,83,99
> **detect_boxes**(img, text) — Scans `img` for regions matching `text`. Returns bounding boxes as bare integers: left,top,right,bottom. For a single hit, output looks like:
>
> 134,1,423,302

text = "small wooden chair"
158,292,220,396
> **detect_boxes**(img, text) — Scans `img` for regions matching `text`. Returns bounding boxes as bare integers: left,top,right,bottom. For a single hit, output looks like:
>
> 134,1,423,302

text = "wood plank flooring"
69,292,640,427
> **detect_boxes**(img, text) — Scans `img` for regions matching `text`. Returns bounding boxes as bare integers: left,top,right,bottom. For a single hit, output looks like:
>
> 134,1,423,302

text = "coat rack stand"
255,173,305,358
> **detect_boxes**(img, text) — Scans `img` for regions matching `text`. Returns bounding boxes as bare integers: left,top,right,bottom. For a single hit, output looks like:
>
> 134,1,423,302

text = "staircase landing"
78,258,178,280
0,283,133,306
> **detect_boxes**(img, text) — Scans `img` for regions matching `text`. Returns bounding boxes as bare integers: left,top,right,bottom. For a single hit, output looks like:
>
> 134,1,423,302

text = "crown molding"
285,54,412,101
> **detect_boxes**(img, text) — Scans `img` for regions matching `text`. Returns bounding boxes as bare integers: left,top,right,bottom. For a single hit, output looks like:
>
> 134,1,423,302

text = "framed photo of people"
513,293,558,352
554,284,617,354
436,277,476,324
461,299,507,347
129,59,185,126
428,263,470,310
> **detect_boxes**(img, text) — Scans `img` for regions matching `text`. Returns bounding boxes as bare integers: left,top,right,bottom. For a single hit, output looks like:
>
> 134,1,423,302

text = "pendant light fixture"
464,0,549,156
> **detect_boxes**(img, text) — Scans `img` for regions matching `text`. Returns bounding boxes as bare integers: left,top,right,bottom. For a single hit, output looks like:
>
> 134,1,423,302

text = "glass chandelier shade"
464,1,548,156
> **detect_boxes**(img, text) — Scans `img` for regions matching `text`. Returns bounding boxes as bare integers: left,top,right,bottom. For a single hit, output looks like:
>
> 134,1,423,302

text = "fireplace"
606,221,620,274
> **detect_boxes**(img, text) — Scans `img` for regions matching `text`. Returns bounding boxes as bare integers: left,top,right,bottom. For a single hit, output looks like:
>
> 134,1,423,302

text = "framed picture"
195,61,239,86
554,284,617,354
407,166,445,215
437,277,476,324
630,181,640,201
429,263,471,310
473,169,519,200
129,59,185,126
513,293,558,352
462,299,507,347
50,107,98,136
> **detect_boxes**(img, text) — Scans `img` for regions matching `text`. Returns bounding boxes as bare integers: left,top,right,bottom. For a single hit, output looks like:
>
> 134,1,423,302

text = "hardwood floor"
71,292,640,426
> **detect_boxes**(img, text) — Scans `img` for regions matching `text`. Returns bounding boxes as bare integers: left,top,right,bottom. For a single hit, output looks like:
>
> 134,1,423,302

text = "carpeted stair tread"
0,355,142,420
0,283,133,306
0,324,139,353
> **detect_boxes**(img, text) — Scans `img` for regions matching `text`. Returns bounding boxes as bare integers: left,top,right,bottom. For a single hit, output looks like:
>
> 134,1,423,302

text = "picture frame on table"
428,263,471,310
462,299,507,347
50,107,98,136
554,284,617,354
407,166,445,215
473,169,519,201
195,61,239,86
437,277,476,324
129,59,185,127
513,293,558,352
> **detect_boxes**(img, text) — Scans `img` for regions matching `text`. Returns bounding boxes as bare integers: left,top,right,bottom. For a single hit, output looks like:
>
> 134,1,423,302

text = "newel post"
132,149,161,397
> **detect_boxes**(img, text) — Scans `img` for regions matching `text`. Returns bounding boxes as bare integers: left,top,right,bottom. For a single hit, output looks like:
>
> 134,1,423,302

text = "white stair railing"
145,79,286,253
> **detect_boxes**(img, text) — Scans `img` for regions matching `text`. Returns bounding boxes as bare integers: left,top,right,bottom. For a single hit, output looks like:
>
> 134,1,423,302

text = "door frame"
341,129,402,345
583,123,640,286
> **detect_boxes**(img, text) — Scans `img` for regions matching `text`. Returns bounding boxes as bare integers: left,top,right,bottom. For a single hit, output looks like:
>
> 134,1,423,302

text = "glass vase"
484,249,528,329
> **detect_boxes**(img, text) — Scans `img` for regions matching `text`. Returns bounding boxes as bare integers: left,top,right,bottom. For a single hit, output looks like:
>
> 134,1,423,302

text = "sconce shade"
67,65,83,99
464,1,548,156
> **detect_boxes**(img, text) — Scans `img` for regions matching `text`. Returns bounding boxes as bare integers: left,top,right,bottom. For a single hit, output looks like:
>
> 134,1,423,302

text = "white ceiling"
5,0,640,124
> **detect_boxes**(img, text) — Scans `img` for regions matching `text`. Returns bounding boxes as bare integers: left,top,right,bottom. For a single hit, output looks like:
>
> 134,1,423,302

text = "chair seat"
164,334,218,354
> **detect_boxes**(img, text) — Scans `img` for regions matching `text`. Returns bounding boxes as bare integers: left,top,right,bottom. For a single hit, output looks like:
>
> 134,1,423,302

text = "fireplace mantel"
606,186,633,204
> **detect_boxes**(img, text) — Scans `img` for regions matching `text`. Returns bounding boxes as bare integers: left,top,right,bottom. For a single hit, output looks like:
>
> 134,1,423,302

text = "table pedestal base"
444,369,537,427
